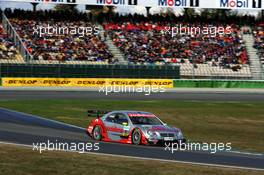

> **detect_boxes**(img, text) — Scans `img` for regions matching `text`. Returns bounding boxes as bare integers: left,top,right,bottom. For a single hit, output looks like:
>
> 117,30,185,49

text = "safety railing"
1,12,33,62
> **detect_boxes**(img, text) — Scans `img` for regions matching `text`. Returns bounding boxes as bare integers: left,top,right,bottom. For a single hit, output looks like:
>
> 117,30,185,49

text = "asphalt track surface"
0,108,264,171
1,88,264,101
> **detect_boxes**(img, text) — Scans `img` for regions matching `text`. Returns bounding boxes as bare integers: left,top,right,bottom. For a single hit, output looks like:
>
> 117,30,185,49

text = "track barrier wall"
173,80,264,88
0,64,180,79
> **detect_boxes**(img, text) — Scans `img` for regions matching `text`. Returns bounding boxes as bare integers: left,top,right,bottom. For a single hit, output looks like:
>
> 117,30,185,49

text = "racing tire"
93,125,102,141
132,129,142,145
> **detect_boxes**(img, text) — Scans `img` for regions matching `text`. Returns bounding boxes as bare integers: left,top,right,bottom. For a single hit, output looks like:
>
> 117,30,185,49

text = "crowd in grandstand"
253,24,264,64
0,9,261,76
105,22,248,68
9,19,114,63
0,25,18,60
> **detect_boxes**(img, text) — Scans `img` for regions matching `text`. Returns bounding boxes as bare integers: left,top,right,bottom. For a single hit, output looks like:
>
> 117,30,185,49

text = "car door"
104,113,119,141
114,113,130,138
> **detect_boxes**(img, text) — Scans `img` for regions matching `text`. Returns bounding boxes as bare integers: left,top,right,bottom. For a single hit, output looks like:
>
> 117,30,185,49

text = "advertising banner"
2,78,174,88
3,0,264,9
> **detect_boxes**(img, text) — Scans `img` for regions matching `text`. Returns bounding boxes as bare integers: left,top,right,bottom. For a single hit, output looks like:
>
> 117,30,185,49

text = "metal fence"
1,12,33,61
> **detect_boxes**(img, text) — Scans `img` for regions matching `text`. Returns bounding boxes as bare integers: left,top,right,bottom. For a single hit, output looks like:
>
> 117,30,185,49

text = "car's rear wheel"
132,129,142,145
93,125,102,141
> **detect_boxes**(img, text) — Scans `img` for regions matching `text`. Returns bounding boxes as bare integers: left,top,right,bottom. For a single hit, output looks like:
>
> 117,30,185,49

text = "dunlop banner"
2,78,173,88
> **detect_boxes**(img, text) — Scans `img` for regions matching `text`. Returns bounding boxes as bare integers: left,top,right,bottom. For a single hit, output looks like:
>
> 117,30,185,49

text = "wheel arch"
130,127,148,145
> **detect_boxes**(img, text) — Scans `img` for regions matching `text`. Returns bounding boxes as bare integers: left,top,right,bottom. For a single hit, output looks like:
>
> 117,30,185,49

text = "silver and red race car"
87,110,186,145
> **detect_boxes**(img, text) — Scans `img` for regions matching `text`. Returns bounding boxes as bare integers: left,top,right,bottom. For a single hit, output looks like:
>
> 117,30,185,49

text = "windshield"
129,116,163,125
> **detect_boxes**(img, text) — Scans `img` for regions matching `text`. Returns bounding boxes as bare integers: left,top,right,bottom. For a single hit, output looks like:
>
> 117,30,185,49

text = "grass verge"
0,144,263,175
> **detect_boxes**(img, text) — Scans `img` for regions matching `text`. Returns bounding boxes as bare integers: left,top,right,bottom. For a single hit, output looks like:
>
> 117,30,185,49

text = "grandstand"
253,24,264,77
0,24,24,63
105,21,251,78
0,9,263,79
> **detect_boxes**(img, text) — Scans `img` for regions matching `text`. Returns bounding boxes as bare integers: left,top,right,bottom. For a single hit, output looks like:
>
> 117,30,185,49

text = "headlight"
147,130,153,135
147,130,157,137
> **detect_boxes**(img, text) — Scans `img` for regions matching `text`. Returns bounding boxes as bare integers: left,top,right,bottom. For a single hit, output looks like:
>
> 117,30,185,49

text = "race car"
87,110,186,145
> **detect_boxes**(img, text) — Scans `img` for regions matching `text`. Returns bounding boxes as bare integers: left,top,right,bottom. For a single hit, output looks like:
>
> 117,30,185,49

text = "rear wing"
87,110,111,118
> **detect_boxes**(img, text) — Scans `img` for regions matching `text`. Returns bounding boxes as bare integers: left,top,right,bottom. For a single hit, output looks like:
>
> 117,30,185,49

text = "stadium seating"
253,24,264,65
8,19,114,64
105,22,247,64
104,22,250,77
0,24,24,63
0,10,254,78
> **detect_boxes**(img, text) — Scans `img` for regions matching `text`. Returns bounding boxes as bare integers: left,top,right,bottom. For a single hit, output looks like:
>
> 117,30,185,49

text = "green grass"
0,99,263,152
0,144,264,175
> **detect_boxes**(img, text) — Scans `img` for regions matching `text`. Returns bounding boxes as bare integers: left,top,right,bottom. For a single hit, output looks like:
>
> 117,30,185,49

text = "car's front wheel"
93,125,102,141
132,129,142,145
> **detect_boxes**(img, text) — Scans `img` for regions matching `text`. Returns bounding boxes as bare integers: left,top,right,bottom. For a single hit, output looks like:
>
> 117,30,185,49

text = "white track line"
0,141,263,171
228,150,263,156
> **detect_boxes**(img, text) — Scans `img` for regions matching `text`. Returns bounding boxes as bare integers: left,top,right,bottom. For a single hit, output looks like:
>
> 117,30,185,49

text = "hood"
138,125,180,133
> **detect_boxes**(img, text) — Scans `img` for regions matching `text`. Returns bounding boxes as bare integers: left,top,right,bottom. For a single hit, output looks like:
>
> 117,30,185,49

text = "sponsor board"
3,0,264,9
219,0,261,8
158,0,199,7
2,78,173,88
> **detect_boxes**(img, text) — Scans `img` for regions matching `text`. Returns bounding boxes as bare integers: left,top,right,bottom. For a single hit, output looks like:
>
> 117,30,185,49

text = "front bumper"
147,138,186,145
